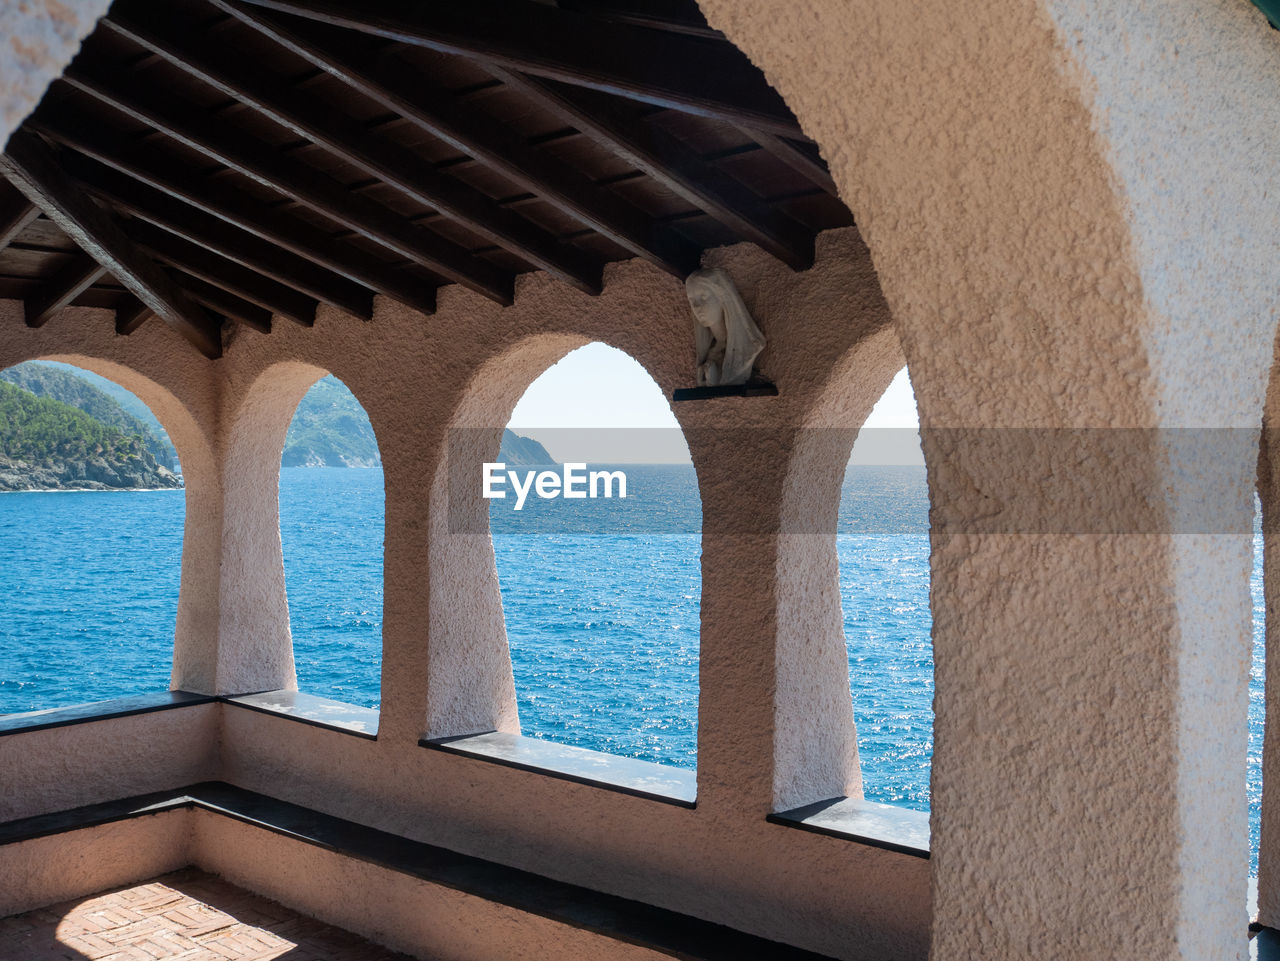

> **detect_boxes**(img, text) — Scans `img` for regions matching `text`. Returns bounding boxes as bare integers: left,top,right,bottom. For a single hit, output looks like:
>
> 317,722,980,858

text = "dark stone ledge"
768,796,930,859
1254,926,1280,959
0,782,835,961
0,787,191,845
671,380,778,402
422,731,696,808
0,690,378,741
0,691,216,738
222,690,378,740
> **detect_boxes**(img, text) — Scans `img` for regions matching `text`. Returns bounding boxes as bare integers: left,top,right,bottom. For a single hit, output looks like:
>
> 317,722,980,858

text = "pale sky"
507,343,922,464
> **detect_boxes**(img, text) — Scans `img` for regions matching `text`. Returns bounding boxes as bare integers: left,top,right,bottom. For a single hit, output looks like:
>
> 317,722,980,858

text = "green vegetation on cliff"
0,380,180,491
0,362,178,469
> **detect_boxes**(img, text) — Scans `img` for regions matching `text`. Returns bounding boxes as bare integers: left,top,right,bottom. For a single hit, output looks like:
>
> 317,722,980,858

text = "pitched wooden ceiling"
0,0,852,359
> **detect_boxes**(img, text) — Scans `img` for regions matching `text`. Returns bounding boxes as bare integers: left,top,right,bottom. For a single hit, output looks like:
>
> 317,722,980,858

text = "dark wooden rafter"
749,130,840,198
0,0,853,356
229,0,807,138
554,0,725,40
122,218,316,327
212,1,701,278
171,271,272,334
115,297,153,335
495,71,816,270
0,130,222,358
101,3,603,297
60,150,372,320
29,103,437,315
61,60,519,304
24,254,107,328
0,181,40,251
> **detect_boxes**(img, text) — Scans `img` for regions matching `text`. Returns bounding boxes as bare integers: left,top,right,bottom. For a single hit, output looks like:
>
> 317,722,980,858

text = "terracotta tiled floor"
0,868,412,960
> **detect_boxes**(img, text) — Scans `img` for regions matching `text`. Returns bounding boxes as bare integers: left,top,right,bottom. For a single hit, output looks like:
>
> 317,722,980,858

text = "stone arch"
0,352,209,704
424,331,703,741
214,359,369,695
276,372,386,706
692,2,1280,956
771,329,905,809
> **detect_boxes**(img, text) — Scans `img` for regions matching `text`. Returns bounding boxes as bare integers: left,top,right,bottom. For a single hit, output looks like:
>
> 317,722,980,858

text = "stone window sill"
768,796,930,859
222,690,379,740
0,690,215,737
0,689,380,741
422,731,696,808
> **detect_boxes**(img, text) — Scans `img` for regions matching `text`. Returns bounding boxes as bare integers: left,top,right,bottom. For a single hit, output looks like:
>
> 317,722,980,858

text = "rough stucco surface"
0,0,109,149
4,0,1278,953
193,812,674,961
205,231,925,961
0,706,220,823
692,1,1280,959
0,811,192,917
0,303,223,694
0,229,927,961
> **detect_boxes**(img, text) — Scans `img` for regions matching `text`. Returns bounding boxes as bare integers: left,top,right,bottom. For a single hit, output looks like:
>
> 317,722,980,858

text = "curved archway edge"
7,0,1279,950
694,0,1280,956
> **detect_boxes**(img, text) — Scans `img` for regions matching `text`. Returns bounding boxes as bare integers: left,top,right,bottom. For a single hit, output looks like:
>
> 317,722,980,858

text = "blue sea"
0,466,1265,873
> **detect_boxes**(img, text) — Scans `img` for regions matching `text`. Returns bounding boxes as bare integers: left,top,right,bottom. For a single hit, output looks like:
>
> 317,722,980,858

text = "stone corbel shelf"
671,380,778,402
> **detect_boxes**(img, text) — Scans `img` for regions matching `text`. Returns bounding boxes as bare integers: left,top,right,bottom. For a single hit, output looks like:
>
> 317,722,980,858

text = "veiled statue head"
684,268,765,387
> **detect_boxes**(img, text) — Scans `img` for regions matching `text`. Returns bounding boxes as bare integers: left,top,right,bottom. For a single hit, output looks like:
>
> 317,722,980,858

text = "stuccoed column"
696,0,1280,956
184,361,331,696
688,235,901,817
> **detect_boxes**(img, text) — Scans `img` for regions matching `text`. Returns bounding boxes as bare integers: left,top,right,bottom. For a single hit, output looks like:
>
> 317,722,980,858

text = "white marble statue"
685,268,766,387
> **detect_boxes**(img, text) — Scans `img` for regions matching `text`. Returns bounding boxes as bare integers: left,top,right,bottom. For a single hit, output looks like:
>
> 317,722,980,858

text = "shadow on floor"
0,867,412,960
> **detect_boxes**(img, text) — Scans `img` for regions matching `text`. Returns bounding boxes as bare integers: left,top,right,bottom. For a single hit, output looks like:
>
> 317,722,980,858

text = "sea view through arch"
0,464,1266,872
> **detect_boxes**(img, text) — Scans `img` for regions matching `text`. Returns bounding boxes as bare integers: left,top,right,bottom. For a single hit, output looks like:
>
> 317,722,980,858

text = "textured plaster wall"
0,226,923,959
193,812,673,961
0,706,220,822
0,0,110,149
0,303,225,695
691,0,1280,959
7,0,1277,953
203,229,925,961
0,810,192,917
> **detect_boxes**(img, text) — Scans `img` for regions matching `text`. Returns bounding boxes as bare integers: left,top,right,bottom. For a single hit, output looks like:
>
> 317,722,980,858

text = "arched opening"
839,366,931,810
492,342,700,769
0,359,184,714
278,374,384,709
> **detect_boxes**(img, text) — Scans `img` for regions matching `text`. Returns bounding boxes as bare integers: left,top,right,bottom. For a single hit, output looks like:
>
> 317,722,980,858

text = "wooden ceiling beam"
124,218,316,327
61,150,373,320
103,5,602,297
114,297,153,335
25,253,108,328
0,181,40,251
172,270,272,334
749,130,840,198
497,72,816,271
213,3,700,278
31,104,437,316
229,0,806,138
0,130,222,359
64,60,517,305
553,0,724,40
